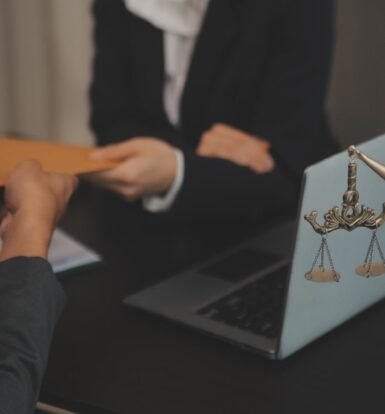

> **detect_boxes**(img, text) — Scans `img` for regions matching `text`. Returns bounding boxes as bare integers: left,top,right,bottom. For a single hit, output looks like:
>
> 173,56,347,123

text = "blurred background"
0,0,384,147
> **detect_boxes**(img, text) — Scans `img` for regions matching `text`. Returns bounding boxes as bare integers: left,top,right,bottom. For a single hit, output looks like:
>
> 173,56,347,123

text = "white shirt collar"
124,0,209,37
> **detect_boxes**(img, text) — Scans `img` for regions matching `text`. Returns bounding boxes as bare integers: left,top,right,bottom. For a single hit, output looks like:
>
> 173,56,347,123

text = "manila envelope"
0,136,118,186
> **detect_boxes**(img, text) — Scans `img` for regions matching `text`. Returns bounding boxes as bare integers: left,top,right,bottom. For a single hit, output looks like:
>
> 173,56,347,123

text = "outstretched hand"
86,138,178,201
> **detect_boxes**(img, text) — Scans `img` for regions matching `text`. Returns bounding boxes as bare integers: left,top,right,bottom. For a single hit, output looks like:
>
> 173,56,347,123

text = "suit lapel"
129,15,171,127
180,0,239,141
128,1,240,142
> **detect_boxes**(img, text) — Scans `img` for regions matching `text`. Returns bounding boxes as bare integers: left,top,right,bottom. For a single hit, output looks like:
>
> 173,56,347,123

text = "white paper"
0,229,101,273
47,229,101,273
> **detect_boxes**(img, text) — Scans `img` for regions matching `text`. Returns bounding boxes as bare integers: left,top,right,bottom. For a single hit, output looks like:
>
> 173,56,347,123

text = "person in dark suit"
0,160,77,414
88,0,339,220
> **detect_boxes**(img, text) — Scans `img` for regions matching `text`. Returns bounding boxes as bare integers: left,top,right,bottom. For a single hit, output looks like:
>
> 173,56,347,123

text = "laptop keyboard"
196,265,289,339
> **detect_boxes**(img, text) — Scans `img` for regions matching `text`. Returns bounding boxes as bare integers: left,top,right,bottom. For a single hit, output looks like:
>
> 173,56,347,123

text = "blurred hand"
87,138,177,201
0,160,78,261
197,123,275,174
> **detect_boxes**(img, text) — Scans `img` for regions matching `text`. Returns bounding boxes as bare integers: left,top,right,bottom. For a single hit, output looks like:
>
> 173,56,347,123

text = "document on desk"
0,229,102,274
0,135,118,186
47,229,102,273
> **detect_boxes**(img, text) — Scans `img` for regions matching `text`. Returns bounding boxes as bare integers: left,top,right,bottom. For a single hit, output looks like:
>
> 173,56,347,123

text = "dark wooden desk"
41,185,385,414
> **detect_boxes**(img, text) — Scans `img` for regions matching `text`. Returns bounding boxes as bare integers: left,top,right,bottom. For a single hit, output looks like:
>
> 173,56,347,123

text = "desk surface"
41,185,385,414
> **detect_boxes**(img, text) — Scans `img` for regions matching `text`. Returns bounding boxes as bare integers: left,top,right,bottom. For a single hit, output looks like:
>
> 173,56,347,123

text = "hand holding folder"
0,136,118,186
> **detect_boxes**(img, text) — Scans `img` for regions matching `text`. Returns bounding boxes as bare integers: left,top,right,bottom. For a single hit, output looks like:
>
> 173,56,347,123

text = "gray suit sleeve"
0,257,66,414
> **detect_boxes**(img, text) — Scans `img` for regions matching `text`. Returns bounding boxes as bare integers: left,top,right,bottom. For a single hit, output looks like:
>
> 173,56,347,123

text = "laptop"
124,134,385,359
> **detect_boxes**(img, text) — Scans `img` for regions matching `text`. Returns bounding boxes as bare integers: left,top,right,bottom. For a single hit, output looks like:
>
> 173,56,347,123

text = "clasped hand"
0,160,77,261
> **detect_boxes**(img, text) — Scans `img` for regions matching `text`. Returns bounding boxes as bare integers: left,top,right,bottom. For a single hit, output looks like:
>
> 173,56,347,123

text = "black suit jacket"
90,0,339,220
0,258,65,414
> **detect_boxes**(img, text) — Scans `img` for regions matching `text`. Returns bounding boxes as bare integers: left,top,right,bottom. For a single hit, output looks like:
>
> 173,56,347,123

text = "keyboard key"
196,266,289,339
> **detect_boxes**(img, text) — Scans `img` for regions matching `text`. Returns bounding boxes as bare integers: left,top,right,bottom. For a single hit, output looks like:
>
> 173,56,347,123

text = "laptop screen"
280,134,385,359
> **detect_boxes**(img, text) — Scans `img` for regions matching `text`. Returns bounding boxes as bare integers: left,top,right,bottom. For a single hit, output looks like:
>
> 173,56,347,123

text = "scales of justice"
304,145,385,283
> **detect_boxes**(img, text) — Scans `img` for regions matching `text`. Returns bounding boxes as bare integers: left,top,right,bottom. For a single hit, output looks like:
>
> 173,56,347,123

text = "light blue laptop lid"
279,134,385,359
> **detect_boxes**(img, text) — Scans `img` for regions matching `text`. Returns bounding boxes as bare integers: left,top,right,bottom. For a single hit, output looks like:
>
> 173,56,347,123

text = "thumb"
90,141,138,161
254,138,270,150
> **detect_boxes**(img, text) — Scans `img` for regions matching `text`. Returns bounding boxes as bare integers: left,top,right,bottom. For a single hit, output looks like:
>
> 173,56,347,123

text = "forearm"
0,211,53,261
0,258,66,414
169,151,299,220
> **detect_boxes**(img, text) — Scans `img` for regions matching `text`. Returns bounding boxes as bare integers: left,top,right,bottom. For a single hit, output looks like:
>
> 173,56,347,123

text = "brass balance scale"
305,145,385,282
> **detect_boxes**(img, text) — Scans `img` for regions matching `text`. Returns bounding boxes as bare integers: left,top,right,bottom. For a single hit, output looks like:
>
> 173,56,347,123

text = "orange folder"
0,136,118,186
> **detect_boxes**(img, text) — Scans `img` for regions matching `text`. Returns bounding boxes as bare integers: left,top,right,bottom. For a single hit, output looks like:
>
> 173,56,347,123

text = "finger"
200,136,275,173
6,159,44,185
89,140,139,161
198,133,236,158
86,158,143,189
198,138,241,162
197,140,213,156
217,134,273,172
230,143,273,172
197,132,223,156
14,159,43,172
211,124,270,149
102,182,139,202
83,166,131,186
197,145,218,157
248,152,275,174
201,129,243,155
49,173,78,202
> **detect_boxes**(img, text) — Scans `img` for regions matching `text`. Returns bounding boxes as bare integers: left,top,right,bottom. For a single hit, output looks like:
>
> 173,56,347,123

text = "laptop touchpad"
198,248,283,283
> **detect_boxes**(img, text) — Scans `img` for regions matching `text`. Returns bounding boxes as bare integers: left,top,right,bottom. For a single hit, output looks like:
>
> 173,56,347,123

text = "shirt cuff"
142,149,185,213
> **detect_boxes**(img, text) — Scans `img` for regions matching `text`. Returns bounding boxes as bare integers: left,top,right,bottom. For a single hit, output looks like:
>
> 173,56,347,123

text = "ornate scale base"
305,268,340,283
356,263,385,277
